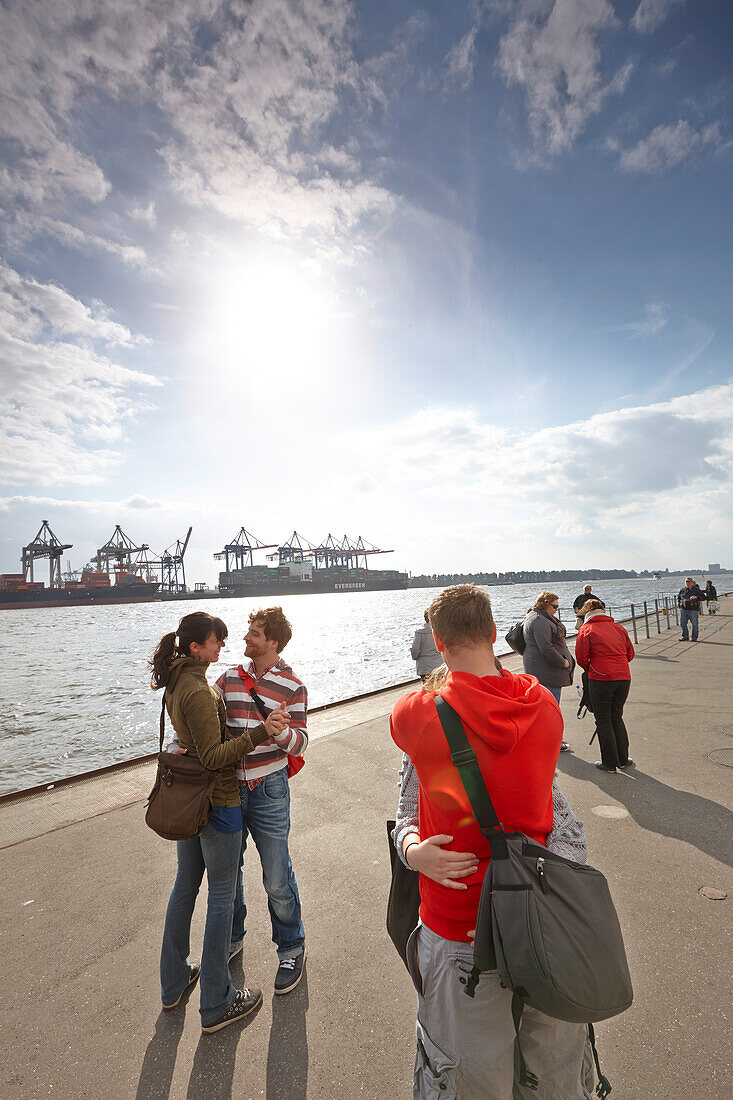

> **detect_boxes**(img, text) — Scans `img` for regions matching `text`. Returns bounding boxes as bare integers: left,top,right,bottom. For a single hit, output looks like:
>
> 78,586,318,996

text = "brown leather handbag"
145,694,223,841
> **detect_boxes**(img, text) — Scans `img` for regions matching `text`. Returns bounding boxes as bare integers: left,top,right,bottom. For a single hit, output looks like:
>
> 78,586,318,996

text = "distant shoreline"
407,569,729,588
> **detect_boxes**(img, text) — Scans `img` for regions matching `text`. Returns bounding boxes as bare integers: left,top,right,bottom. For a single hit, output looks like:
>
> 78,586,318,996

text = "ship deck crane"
215,528,277,572
22,521,73,587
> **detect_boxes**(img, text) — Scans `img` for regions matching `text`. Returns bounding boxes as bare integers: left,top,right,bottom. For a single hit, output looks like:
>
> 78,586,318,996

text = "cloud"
338,383,733,557
621,301,669,338
611,119,723,173
497,0,633,156
444,25,480,94
0,0,401,255
631,0,686,34
0,263,158,486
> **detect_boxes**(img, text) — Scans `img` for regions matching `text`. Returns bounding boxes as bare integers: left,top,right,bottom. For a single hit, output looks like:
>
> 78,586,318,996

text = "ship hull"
219,574,409,598
0,583,160,610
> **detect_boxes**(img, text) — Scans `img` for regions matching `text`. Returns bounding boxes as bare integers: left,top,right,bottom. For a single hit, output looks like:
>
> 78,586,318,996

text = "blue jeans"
160,820,240,1027
680,608,699,640
546,686,562,703
231,769,305,960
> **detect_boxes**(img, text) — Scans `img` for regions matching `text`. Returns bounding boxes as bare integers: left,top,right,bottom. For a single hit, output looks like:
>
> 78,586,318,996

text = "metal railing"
556,595,705,644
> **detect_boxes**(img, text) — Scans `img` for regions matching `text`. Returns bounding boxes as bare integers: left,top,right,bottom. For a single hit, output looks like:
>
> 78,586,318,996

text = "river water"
0,575,724,795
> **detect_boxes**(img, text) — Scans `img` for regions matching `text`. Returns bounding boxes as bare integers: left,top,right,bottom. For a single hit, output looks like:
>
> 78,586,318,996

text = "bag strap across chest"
435,696,508,860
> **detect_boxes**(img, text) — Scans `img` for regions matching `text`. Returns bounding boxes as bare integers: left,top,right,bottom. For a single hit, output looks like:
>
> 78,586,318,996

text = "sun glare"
202,258,338,386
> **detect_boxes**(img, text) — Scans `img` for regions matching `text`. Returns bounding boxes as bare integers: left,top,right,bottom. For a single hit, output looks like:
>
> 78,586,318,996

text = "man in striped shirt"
215,606,308,994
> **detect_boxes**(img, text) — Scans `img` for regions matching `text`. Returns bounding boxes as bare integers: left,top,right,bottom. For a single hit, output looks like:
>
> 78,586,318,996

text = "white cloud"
444,26,480,94
337,383,733,564
0,0,400,252
621,301,669,338
0,263,158,485
497,0,633,156
631,0,686,34
612,119,723,173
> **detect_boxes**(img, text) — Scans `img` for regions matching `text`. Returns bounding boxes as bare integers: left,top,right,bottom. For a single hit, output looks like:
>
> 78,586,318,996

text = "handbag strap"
435,696,509,860
158,693,166,752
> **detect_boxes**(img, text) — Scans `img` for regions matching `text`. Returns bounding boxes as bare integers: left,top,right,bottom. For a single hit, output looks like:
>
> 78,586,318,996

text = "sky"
1,0,731,585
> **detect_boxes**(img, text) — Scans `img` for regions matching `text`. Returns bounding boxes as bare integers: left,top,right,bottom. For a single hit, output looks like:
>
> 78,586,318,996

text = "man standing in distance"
215,606,308,993
573,583,602,630
677,577,705,642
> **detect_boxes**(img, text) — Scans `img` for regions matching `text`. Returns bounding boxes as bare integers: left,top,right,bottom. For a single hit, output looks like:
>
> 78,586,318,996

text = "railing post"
665,597,671,629
674,598,679,626
630,604,638,644
654,599,661,634
643,600,650,639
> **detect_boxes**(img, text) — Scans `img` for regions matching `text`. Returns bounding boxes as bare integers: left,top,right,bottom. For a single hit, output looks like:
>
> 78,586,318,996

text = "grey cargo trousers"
407,923,595,1099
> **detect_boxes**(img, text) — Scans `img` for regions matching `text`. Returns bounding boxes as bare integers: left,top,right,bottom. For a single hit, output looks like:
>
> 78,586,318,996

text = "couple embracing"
151,606,307,1033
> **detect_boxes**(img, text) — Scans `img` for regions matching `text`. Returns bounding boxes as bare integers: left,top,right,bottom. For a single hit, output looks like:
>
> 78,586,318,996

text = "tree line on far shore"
406,568,717,589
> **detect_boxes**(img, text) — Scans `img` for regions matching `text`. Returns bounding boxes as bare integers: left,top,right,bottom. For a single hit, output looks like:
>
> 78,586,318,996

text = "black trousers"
588,679,630,768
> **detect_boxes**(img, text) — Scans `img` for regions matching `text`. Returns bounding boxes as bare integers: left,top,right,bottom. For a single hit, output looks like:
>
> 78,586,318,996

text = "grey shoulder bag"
436,696,633,1096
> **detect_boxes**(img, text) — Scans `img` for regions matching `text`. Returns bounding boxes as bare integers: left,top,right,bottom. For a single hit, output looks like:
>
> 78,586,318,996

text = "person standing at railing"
677,578,705,641
575,601,635,774
705,581,718,615
572,584,604,630
411,609,444,681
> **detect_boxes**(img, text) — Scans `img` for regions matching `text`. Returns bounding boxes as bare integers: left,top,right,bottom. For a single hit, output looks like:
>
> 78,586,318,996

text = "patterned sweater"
392,752,587,866
214,657,308,785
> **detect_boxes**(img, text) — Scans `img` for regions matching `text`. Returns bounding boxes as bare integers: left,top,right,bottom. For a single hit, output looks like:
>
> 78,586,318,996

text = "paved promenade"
1,603,731,1099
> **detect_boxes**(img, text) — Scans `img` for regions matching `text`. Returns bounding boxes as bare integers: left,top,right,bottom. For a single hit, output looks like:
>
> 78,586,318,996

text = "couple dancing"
150,606,307,1033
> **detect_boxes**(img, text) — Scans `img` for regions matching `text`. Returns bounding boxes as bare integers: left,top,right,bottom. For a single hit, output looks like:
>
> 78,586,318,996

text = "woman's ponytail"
151,631,178,689
149,612,229,689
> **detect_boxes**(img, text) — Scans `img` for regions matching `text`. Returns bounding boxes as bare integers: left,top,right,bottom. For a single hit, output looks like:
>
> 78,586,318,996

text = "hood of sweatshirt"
167,655,208,692
439,668,553,754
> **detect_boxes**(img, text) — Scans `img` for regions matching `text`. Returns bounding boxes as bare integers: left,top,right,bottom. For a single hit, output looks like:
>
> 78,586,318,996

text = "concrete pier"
1,603,731,1099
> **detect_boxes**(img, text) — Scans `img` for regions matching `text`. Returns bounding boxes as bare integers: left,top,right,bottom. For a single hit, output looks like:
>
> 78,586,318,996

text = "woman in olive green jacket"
152,611,289,1033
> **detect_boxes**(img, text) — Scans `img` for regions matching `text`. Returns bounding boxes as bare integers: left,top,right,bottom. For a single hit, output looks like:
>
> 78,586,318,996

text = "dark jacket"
164,657,268,806
705,584,717,601
522,609,575,688
573,591,601,614
678,585,704,610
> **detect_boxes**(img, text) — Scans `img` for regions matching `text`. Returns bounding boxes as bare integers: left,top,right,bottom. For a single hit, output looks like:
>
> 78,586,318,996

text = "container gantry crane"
22,521,73,587
214,528,277,572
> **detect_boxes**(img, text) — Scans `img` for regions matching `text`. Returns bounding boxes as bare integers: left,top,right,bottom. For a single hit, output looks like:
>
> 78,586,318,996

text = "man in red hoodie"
391,585,591,1099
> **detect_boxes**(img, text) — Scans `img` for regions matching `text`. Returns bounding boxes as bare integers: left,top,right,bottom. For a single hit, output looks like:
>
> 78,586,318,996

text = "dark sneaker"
274,951,306,995
560,741,571,752
229,938,244,961
162,964,200,1010
618,759,635,769
594,762,617,773
201,987,263,1033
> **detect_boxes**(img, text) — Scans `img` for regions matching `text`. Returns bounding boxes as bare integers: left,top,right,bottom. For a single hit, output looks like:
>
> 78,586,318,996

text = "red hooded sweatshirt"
390,669,562,942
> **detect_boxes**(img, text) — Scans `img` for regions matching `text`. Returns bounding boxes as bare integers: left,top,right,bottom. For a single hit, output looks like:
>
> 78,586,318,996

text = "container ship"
0,569,159,609
1,523,408,609
215,529,408,597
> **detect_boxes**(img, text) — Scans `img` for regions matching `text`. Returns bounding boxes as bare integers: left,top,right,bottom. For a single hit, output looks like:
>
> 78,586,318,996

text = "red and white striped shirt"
214,658,308,787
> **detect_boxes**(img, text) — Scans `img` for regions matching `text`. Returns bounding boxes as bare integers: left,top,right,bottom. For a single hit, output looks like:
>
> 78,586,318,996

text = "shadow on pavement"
266,970,309,1099
558,755,733,870
136,1007,187,1100
186,998,262,1099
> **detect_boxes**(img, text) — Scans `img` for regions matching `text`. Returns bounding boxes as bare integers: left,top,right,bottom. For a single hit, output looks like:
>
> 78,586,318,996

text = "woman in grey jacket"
523,592,575,751
410,610,444,680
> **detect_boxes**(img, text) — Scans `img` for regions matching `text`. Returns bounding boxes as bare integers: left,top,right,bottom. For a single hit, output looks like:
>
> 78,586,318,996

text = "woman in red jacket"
575,599,635,773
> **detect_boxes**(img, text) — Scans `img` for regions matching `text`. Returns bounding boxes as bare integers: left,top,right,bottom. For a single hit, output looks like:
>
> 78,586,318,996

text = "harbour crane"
215,528,277,571
96,525,147,576
159,527,192,593
312,533,393,571
21,521,73,587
